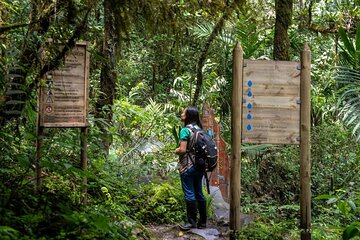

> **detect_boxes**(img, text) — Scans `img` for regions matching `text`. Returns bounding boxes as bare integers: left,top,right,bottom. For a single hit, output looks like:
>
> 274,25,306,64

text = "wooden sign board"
39,42,89,127
242,60,300,144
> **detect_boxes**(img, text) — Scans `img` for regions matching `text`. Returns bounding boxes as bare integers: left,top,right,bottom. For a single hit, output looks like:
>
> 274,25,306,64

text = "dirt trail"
146,186,254,239
147,223,229,240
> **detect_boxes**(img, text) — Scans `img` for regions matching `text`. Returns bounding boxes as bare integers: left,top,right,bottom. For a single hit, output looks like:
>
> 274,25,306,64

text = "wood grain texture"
39,42,89,127
242,60,300,144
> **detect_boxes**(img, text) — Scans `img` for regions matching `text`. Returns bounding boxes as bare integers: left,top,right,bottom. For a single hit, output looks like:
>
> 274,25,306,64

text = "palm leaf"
191,22,214,40
338,24,360,69
339,27,355,55
356,24,360,64
335,66,360,140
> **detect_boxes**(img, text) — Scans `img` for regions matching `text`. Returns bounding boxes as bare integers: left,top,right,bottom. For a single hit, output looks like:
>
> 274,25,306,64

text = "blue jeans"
180,166,205,202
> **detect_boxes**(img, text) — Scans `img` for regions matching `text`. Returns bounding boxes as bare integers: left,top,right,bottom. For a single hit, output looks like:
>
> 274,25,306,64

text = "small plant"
315,186,360,240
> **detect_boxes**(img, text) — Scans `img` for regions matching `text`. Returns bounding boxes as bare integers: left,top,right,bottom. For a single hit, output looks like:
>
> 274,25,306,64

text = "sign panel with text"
242,60,300,144
39,42,89,127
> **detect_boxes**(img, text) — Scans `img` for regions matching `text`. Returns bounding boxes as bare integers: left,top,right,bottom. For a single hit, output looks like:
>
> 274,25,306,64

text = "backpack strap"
185,124,201,131
204,172,210,194
185,124,200,149
184,125,197,166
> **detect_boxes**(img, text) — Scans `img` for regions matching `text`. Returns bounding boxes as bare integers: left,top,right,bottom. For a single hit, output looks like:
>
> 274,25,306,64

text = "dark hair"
184,106,203,128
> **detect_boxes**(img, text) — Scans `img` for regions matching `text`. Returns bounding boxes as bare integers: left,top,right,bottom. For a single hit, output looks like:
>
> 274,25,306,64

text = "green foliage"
335,67,360,140
110,97,180,177
2,0,360,239
335,24,360,140
237,201,300,240
338,24,360,69
129,181,185,224
343,222,360,240
312,122,360,196
0,226,19,240
315,185,360,240
241,144,299,204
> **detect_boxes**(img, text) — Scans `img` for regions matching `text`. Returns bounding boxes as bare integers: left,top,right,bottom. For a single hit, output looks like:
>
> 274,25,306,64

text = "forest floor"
146,222,229,240
145,186,255,240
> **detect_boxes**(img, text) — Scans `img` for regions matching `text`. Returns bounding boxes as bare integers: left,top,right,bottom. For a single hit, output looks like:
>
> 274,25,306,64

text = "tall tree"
94,0,198,153
273,0,293,61
95,0,119,153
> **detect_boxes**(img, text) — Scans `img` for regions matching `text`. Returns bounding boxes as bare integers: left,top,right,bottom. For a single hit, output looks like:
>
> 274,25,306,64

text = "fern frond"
335,66,360,140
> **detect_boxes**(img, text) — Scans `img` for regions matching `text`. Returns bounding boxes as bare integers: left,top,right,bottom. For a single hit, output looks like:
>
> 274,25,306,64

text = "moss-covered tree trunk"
0,3,8,125
273,0,293,61
95,0,118,155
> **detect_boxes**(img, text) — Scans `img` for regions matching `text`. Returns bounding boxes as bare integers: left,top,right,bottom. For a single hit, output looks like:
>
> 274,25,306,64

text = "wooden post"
230,43,243,238
300,43,311,240
80,127,88,204
35,124,44,190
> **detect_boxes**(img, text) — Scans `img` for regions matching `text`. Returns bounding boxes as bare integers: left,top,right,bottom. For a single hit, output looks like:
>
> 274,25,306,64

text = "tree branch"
0,23,31,35
39,9,91,78
192,0,242,106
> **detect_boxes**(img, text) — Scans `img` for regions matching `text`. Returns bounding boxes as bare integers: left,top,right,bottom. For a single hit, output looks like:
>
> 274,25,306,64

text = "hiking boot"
179,201,197,231
197,200,207,229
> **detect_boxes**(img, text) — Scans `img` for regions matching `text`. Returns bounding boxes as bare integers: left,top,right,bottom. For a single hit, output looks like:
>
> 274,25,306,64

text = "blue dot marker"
247,103,252,109
247,91,252,97
247,114,252,120
246,124,252,131
248,81,253,87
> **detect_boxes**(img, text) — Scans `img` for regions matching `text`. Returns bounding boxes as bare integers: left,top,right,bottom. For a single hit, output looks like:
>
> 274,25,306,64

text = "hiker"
175,106,207,231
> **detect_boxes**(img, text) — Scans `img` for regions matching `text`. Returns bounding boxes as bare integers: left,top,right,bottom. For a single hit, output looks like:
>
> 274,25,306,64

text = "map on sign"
242,60,300,144
39,42,89,127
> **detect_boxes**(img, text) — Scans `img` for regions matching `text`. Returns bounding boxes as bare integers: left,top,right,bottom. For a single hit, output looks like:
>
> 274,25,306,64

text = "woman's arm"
175,141,187,155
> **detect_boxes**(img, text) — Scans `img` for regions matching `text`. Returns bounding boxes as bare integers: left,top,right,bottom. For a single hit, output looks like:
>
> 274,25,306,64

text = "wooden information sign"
39,42,89,127
231,44,311,240
241,60,301,144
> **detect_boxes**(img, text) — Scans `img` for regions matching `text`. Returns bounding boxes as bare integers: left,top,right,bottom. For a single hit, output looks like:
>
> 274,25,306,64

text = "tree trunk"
0,3,8,125
95,0,118,155
273,0,293,61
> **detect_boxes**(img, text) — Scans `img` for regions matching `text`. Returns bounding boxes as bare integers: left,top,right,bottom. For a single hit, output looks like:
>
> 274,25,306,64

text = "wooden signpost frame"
230,43,311,240
35,42,89,203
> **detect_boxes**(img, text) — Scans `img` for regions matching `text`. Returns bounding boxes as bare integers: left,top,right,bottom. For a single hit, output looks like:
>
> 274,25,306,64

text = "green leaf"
314,194,336,200
91,214,111,232
5,73,23,79
355,24,360,60
5,82,22,87
343,223,360,240
338,200,349,216
327,197,338,204
339,27,355,55
172,125,179,146
5,100,25,105
4,110,22,115
348,200,357,211
5,90,26,95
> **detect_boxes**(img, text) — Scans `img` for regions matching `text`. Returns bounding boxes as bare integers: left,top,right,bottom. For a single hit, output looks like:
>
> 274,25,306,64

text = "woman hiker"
175,106,207,231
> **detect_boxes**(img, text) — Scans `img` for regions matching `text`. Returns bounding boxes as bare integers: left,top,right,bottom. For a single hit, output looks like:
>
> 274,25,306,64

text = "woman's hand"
175,141,187,155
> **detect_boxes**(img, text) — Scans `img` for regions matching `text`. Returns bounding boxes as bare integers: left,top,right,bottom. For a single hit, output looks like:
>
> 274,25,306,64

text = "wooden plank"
242,130,299,144
39,42,89,127
244,96,299,109
244,60,300,85
243,84,299,96
242,60,300,144
243,108,299,121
